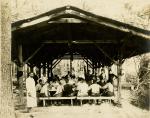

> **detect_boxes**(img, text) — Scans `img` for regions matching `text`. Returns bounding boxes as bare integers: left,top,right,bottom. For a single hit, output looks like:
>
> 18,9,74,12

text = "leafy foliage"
131,56,150,110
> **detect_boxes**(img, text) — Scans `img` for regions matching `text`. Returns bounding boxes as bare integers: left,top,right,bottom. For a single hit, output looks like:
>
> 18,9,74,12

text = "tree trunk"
117,62,122,106
0,0,15,117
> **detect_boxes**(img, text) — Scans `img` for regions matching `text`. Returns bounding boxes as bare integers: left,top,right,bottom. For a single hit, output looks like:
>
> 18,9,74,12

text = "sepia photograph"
0,0,150,118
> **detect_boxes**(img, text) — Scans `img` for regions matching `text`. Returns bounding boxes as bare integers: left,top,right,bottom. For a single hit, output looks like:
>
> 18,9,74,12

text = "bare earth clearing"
15,90,149,118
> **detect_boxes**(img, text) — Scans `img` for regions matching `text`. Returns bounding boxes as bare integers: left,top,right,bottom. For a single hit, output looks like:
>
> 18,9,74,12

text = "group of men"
26,69,115,111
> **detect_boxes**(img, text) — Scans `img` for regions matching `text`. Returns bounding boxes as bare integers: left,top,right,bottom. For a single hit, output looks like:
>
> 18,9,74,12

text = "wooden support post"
149,82,150,110
50,60,53,78
23,64,27,79
41,63,43,77
70,56,73,75
38,66,41,78
35,64,39,77
92,61,94,74
26,64,30,76
116,60,122,107
92,61,95,74
47,63,50,79
17,43,24,107
43,62,46,74
0,0,15,117
116,42,125,107
30,64,34,72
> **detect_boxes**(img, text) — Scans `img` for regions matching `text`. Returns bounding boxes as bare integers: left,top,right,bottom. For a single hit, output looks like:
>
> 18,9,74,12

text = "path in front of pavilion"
15,98,149,118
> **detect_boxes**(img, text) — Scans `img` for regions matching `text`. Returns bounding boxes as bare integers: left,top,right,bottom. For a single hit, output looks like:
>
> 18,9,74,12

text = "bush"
131,56,150,110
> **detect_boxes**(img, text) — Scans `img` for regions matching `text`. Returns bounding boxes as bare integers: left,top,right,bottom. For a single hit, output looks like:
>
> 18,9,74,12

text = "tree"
0,0,15,118
131,55,150,110
122,3,150,30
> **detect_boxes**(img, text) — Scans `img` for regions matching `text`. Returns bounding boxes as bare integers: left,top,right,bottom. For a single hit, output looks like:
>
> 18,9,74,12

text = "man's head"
65,78,69,83
101,78,105,83
101,68,105,73
80,78,85,83
88,70,91,74
43,73,46,77
29,72,34,78
93,79,97,84
39,79,42,84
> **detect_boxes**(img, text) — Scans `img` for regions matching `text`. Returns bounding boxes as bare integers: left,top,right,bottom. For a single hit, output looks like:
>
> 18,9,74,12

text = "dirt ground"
15,90,149,118
15,101,149,118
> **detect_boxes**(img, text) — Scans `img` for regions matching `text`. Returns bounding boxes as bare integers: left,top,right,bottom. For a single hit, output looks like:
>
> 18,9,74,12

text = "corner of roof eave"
12,15,51,31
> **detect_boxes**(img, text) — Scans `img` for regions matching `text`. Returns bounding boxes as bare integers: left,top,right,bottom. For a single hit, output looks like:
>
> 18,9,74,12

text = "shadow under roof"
12,6,150,66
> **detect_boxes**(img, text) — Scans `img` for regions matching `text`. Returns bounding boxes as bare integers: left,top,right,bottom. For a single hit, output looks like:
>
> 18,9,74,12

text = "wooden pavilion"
12,6,150,105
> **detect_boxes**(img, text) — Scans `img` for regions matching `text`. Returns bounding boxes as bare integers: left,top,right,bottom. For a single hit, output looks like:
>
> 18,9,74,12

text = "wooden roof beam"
82,58,93,69
94,43,118,65
42,40,117,44
23,44,45,65
52,58,62,69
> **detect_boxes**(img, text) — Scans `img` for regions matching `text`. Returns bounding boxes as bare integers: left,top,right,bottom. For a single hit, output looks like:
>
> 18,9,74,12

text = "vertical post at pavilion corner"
17,42,24,108
0,0,15,117
116,57,123,107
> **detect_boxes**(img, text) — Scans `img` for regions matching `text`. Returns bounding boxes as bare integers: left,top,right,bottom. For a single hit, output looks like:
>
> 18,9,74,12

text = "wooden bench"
39,97,76,106
77,96,115,105
39,96,115,106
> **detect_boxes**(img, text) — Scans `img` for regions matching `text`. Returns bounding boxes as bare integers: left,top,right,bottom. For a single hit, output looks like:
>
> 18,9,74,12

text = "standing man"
26,72,37,112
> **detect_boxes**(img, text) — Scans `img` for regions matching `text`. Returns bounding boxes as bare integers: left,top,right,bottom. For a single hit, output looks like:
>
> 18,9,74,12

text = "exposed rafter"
23,44,45,64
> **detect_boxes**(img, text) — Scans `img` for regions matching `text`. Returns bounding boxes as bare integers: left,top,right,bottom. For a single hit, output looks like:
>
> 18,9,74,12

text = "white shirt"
36,83,42,92
26,77,37,107
54,85,63,95
89,84,101,93
40,83,49,96
40,76,48,84
26,77,36,96
77,82,89,96
103,83,114,92
69,79,75,85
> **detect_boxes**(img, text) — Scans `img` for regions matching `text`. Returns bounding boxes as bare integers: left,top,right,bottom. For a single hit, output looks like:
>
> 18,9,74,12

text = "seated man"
53,80,63,97
40,81,49,97
77,78,89,97
89,79,101,97
63,79,73,97
101,79,114,96
36,79,43,97
49,81,57,97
